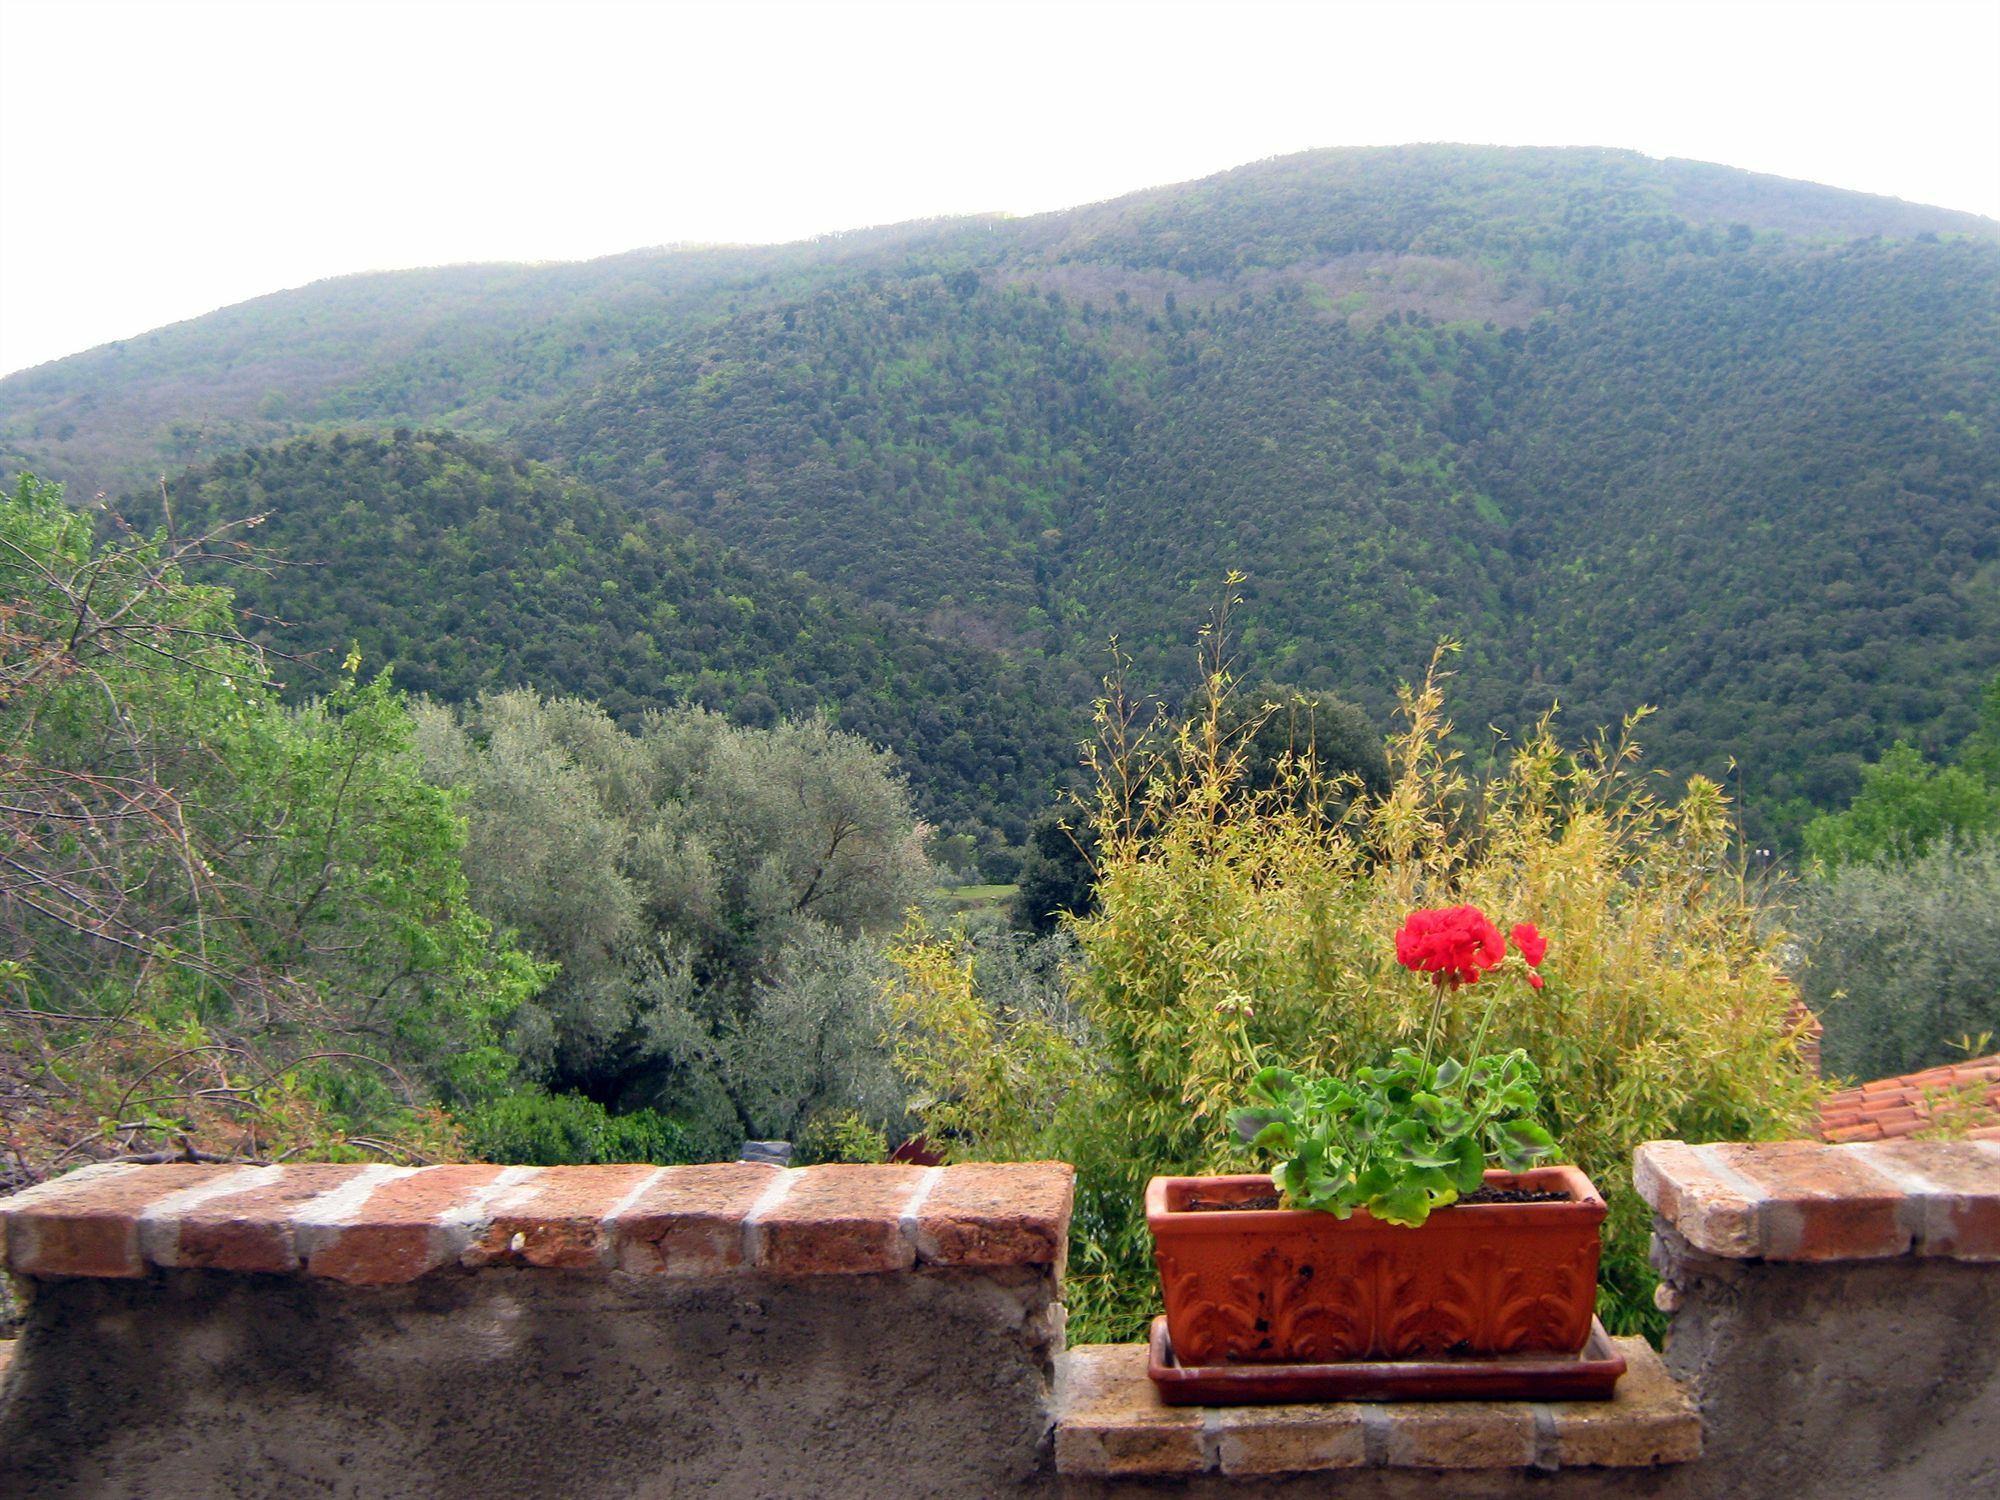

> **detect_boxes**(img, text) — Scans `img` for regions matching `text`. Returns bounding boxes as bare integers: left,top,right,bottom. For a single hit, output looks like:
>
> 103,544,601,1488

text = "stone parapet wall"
1635,1138,1999,1500
1633,1138,2000,1261
1,1161,1073,1499
3,1144,1997,1497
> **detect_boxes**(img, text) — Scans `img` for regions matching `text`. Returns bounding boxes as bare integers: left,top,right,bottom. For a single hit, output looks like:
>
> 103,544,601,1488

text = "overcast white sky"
2,0,1996,376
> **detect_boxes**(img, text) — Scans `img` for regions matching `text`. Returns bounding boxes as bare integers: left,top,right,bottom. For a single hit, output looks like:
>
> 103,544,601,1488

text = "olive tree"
415,691,930,1153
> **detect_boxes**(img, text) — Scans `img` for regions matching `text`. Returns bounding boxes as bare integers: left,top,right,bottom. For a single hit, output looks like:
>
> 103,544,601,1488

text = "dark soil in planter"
1183,1190,1283,1212
1178,1185,1569,1213
1457,1186,1570,1206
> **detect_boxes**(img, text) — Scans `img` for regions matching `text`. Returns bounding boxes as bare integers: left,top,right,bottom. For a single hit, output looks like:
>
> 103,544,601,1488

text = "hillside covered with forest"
143,430,1078,854
7,144,1998,848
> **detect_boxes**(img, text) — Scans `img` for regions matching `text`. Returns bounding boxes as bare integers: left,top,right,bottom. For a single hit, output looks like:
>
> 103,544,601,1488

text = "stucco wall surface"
1653,1229,2000,1500
0,1266,1063,1499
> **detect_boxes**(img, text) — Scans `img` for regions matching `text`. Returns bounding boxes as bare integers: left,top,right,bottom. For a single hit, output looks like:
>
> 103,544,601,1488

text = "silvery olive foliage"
415,691,930,1154
1793,834,2000,1081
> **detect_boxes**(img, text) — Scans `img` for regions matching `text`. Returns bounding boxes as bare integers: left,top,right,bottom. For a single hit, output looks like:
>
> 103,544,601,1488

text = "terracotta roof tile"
1816,1055,2000,1143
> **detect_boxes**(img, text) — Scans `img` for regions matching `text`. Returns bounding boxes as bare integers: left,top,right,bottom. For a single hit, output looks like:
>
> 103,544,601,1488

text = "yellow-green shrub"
888,636,1821,1342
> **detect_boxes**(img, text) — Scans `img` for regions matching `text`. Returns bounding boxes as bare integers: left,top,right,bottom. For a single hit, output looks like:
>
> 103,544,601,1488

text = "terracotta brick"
468,1165,660,1269
1550,1336,1702,1466
3,1164,242,1278
1819,1055,2000,1144
1054,1343,1207,1478
1633,1141,1761,1257
302,1165,505,1284
1847,1141,2000,1260
607,1163,785,1276
754,1164,929,1275
1377,1402,1536,1469
1704,1142,1909,1259
913,1161,1074,1269
151,1164,377,1272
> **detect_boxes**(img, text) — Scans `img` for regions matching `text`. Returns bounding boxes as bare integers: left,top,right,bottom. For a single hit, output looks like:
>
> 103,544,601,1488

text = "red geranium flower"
1509,922,1548,968
1394,904,1507,987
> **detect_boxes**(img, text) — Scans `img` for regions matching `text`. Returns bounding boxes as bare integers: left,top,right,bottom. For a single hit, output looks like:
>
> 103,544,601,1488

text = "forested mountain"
146,431,1078,850
11,145,1998,847
11,146,1990,498
521,181,1999,840
0,219,1003,498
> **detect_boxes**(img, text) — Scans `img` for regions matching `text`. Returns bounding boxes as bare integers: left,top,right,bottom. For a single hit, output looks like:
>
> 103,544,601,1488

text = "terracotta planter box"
1146,1165,1606,1365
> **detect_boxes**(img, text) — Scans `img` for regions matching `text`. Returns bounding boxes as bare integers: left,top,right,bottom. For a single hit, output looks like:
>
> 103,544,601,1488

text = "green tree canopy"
1802,740,2000,869
1794,837,2000,1080
1,476,543,1177
413,691,930,1153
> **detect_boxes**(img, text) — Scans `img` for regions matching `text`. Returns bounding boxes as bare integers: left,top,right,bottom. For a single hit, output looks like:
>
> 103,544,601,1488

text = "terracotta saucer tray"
1146,1315,1628,1405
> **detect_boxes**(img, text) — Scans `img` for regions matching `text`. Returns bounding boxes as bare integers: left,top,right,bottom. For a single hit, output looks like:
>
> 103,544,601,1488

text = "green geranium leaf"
1251,1121,1297,1152
1451,1133,1488,1193
1230,1105,1289,1143
1493,1118,1557,1171
1497,1077,1540,1108
1248,1066,1298,1103
1230,1033,1565,1228
1387,1118,1456,1168
1371,1179,1436,1227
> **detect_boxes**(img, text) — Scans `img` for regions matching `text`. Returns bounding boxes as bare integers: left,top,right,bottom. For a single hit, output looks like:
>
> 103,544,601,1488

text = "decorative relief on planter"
1147,1169,1604,1365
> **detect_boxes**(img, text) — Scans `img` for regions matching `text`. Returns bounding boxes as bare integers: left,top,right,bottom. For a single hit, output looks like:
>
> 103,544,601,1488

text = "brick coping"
0,1160,1074,1285
1054,1337,1699,1477
1634,1139,2000,1261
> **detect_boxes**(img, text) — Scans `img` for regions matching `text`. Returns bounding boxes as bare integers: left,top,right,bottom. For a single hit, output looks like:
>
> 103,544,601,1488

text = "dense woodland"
144,430,1075,852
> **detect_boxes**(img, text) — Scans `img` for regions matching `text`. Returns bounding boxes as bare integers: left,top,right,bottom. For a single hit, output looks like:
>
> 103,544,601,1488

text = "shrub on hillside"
1792,835,2000,1081
414,692,928,1158
461,1091,696,1166
1,476,544,1177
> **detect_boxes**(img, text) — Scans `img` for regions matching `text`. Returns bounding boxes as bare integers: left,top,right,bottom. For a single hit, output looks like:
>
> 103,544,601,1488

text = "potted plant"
1147,904,1606,1368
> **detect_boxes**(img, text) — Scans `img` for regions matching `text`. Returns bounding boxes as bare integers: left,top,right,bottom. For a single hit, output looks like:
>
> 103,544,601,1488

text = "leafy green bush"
414,692,926,1155
1802,743,1999,868
794,1110,890,1165
460,1091,697,1166
889,631,1820,1343
1792,835,2000,1080
1,476,544,1175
